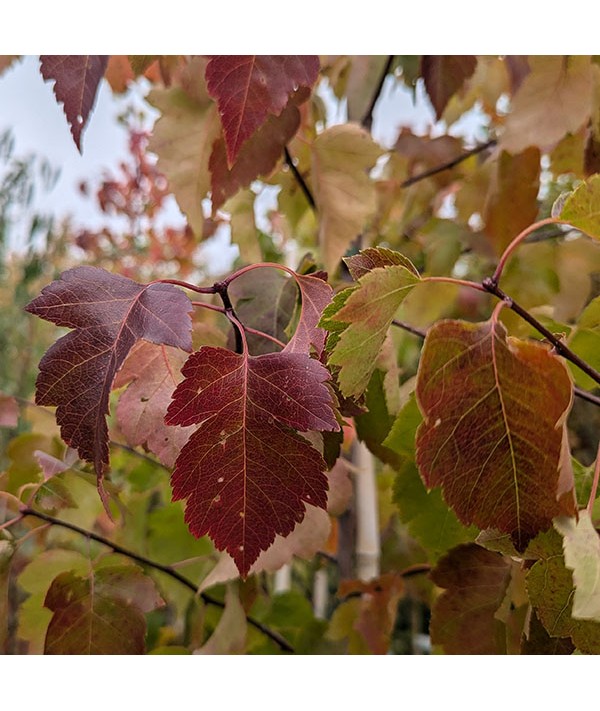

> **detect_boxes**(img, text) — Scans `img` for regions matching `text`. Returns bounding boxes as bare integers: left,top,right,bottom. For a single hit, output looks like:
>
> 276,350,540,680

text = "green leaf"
527,528,600,653
320,248,420,397
354,369,401,466
415,318,575,551
559,174,600,239
555,513,600,620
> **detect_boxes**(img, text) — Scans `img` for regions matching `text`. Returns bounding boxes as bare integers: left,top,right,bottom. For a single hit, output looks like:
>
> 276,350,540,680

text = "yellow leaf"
311,124,383,271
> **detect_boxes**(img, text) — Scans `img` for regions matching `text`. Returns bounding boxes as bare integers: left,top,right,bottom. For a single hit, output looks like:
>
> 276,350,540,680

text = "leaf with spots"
165,346,339,577
40,55,108,151
44,564,164,654
205,55,319,165
24,267,192,496
415,316,575,551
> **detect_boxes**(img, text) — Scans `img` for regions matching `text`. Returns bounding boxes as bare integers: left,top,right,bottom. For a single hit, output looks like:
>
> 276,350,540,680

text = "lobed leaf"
114,341,193,468
320,248,420,398
44,565,164,654
25,267,192,492
40,55,108,151
205,55,319,165
166,346,339,576
415,318,574,551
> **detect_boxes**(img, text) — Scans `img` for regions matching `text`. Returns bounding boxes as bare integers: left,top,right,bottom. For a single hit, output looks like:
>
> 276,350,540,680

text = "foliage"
2,54,600,655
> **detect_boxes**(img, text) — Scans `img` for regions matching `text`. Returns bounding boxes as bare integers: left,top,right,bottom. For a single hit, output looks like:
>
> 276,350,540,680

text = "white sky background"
0,55,493,273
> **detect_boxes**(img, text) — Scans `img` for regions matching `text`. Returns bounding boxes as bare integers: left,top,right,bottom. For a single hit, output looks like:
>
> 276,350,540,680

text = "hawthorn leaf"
284,271,333,357
320,249,420,398
0,394,18,427
166,346,339,576
555,513,600,620
416,318,574,551
430,543,513,654
205,55,319,165
501,56,593,153
527,528,600,653
421,56,477,119
559,173,600,240
44,564,164,654
25,267,192,493
114,341,193,468
483,147,541,255
39,55,108,152
209,92,304,210
311,124,383,272
148,86,221,236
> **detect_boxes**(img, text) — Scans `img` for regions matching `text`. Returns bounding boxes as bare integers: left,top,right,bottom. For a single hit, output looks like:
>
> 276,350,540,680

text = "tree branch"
401,139,497,189
284,146,316,211
17,507,294,653
482,278,600,388
361,55,395,131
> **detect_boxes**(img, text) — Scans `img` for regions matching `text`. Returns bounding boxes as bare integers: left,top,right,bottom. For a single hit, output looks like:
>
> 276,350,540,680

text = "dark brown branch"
401,139,497,189
391,319,427,339
574,387,600,408
482,278,600,388
284,146,316,211
18,507,294,653
361,55,395,131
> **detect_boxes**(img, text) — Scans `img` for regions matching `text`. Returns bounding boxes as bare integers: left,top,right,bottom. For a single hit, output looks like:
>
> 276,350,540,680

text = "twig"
482,278,600,389
391,319,427,339
361,55,394,131
401,139,497,189
574,387,600,408
588,441,600,515
284,146,316,211
16,507,294,653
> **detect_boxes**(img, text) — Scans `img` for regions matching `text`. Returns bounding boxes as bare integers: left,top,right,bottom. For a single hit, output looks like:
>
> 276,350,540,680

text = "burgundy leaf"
25,267,192,492
166,346,339,576
205,55,319,165
421,56,477,119
284,272,333,357
40,55,108,151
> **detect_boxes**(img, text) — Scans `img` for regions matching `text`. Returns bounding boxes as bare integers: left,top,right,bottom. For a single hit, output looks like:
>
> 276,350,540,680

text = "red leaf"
209,92,303,210
284,272,333,357
421,56,477,119
40,55,108,151
205,55,319,165
166,346,339,576
415,318,574,551
113,342,193,468
25,267,192,491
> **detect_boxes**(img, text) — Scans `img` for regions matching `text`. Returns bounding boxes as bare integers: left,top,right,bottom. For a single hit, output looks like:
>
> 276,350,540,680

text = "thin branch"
17,507,294,653
284,146,316,211
110,441,171,472
588,442,600,514
152,278,217,296
400,139,497,189
243,325,286,349
482,278,600,388
574,387,600,408
423,275,488,293
391,319,427,339
492,217,564,284
361,55,394,131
